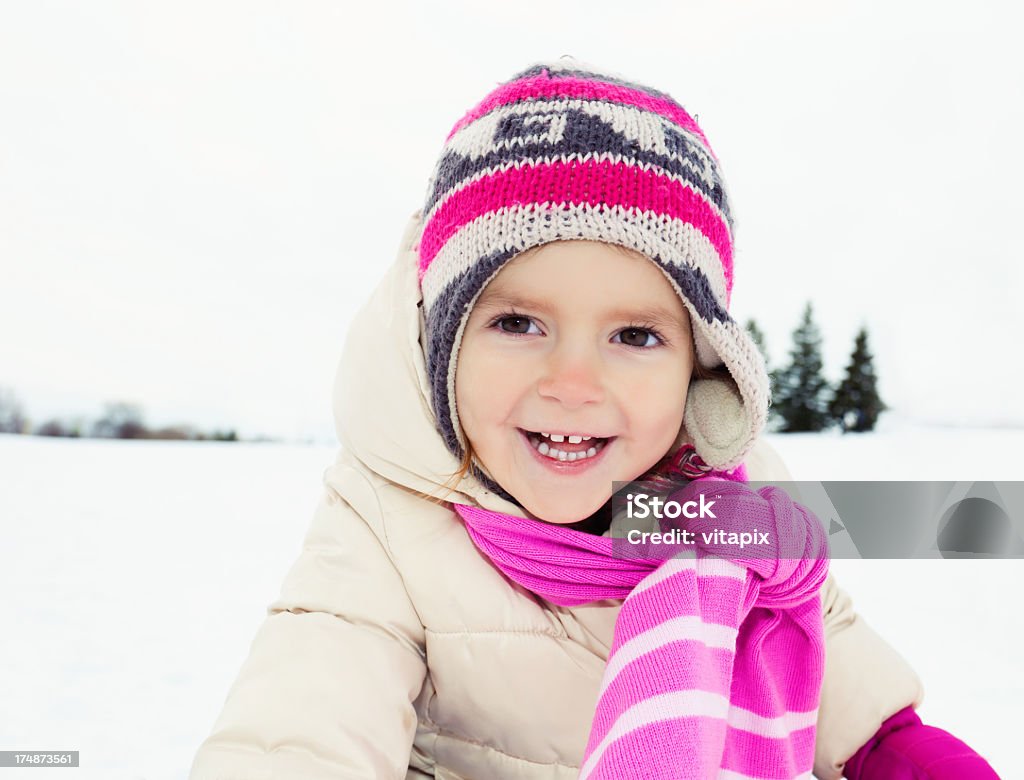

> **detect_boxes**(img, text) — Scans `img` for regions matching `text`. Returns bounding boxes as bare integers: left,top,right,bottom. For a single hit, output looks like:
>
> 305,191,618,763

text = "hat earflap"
681,376,753,471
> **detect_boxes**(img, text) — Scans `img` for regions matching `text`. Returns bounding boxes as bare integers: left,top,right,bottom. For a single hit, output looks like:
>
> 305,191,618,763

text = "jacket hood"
333,209,530,518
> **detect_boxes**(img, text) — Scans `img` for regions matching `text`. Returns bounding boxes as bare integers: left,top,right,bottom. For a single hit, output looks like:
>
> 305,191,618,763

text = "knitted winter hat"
416,57,770,496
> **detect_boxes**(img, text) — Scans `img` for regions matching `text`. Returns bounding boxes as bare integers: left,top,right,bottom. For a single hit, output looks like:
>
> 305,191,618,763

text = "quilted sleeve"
813,573,925,779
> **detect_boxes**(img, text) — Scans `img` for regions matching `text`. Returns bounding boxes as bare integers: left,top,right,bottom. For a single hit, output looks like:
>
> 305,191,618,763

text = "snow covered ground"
1,421,1021,779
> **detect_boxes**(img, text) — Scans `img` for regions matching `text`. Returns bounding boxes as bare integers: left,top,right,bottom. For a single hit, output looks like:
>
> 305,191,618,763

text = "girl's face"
455,240,695,525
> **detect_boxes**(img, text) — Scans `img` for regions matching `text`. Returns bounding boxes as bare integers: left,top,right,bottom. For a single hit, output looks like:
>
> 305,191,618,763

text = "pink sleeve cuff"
843,706,1001,779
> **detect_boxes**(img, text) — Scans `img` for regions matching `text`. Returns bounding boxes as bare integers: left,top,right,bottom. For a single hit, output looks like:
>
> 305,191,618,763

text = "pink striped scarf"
452,477,830,779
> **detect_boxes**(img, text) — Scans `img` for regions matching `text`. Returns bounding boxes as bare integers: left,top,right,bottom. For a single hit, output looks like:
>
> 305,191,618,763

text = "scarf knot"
452,474,829,779
666,478,829,609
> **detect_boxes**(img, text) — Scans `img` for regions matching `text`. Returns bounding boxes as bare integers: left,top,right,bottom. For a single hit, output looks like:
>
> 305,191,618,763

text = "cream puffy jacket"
189,211,924,780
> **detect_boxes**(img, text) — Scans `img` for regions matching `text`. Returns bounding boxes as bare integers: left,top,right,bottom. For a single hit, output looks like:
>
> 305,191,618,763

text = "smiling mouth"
518,429,614,462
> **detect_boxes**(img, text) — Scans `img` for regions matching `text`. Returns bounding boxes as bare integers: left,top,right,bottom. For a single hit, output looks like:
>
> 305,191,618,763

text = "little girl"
189,58,998,779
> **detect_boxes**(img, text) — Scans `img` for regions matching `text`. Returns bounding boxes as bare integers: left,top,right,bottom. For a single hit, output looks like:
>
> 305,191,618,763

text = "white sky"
1,0,1022,441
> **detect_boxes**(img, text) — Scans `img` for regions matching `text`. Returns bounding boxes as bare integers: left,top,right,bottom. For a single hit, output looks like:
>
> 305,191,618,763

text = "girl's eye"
493,314,541,336
489,312,666,349
614,327,663,349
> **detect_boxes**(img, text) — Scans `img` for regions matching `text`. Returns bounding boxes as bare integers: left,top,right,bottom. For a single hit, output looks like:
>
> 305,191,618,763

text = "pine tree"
772,302,832,432
828,326,888,432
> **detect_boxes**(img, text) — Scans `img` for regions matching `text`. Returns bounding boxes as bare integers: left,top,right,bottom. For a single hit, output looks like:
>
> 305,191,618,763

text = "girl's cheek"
628,365,685,394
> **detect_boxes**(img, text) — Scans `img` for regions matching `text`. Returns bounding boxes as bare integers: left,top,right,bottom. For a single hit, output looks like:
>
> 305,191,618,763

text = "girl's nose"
536,346,606,409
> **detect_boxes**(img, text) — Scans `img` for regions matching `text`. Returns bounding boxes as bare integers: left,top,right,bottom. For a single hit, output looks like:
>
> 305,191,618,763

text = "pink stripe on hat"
418,157,734,291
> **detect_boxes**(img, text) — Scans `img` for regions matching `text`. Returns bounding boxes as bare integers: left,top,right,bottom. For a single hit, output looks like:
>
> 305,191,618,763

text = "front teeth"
541,433,593,443
532,437,601,462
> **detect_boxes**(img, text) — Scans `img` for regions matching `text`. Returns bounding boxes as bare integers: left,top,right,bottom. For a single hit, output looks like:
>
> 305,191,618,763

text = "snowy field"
1,421,1021,779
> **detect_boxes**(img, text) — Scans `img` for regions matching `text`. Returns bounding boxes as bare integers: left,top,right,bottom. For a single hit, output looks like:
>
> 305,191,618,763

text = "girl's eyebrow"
477,291,688,330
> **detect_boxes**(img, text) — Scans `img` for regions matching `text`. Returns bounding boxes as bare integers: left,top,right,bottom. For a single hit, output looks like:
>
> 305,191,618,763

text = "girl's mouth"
517,429,615,472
